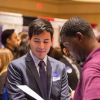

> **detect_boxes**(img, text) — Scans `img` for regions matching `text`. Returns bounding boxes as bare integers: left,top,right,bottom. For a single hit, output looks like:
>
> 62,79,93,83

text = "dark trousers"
0,94,2,100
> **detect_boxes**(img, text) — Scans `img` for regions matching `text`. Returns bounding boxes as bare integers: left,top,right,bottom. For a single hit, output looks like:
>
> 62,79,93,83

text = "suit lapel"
47,57,52,99
25,52,45,99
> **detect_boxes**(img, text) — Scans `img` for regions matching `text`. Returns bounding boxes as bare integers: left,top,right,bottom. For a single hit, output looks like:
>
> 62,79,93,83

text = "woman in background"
0,49,13,100
14,38,30,59
17,31,28,46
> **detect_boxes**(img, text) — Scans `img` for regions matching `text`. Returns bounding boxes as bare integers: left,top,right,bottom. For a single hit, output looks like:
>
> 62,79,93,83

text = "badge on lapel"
66,66,72,73
53,72,60,82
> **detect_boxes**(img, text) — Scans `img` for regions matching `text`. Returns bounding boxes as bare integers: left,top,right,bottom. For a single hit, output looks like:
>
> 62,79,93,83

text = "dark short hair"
28,18,54,40
60,16,93,37
1,29,15,46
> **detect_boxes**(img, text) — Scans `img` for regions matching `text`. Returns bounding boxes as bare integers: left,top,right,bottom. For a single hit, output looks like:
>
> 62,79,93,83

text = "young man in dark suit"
6,18,70,100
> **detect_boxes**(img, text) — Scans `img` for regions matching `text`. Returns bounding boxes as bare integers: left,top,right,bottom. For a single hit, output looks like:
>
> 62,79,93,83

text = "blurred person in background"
60,16,100,100
47,46,63,60
14,38,30,59
17,31,28,46
14,31,29,59
60,43,81,99
0,48,13,100
1,29,18,56
93,24,100,43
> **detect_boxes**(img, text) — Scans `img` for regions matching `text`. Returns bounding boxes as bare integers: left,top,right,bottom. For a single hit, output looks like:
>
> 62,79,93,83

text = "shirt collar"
5,46,14,55
30,50,47,66
82,47,100,68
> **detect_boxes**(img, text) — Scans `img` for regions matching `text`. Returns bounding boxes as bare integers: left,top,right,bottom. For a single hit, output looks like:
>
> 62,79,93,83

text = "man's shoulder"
48,56,64,65
12,55,26,63
84,56,100,69
48,56,66,71
83,50,100,69
8,55,27,72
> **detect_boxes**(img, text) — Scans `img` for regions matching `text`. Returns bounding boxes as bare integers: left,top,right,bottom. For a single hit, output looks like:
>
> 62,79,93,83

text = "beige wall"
0,0,58,17
58,2,100,23
0,0,100,23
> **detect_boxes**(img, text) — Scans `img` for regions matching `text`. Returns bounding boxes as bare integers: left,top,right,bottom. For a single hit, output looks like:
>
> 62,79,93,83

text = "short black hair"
60,16,93,37
1,29,15,46
28,18,54,40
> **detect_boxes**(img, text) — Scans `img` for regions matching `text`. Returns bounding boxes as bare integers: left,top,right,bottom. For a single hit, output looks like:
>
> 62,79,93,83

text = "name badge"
66,66,72,73
53,72,60,82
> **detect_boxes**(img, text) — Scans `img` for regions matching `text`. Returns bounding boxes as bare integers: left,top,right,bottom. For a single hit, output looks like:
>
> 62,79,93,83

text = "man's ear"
51,37,54,46
76,32,83,42
6,38,11,44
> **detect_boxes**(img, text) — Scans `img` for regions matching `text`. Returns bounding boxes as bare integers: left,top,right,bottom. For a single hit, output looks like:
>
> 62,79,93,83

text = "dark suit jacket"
60,57,81,91
6,52,70,100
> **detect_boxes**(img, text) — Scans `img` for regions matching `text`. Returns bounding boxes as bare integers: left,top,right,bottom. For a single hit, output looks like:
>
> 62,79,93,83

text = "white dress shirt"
30,50,47,74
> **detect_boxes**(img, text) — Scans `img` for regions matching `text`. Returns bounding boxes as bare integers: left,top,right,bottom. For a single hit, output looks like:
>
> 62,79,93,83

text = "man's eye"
34,41,40,43
44,41,49,43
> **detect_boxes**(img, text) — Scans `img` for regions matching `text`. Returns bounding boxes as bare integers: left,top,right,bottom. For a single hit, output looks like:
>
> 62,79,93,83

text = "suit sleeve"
6,62,27,100
60,64,70,100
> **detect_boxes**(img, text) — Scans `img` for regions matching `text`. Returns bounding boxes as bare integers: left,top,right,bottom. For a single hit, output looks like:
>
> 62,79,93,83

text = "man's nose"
39,42,44,48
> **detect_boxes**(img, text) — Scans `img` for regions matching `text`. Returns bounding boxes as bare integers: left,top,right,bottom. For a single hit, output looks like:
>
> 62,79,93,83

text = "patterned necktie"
38,61,48,100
